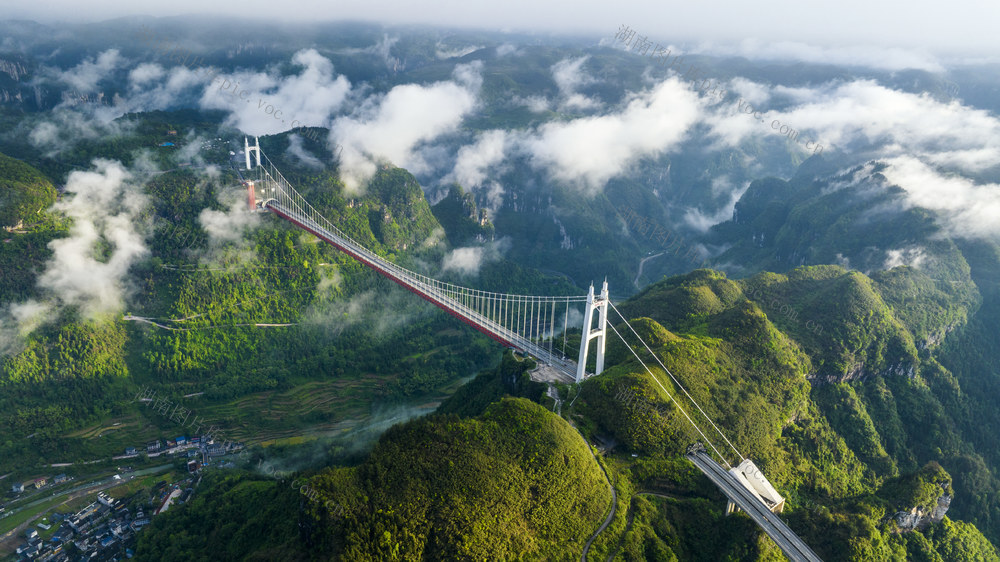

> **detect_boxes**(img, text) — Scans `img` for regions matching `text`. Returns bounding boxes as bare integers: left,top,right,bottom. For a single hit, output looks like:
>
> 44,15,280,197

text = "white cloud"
880,156,1000,239
883,247,927,269
0,300,52,355
57,49,123,93
285,134,325,169
495,44,520,57
335,34,401,70
452,61,484,91
127,64,211,111
835,253,852,270
705,80,1000,174
331,62,482,193
773,81,970,149
524,77,701,194
446,129,508,189
29,121,60,147
199,49,351,137
551,56,600,110
128,62,166,87
199,188,261,245
726,77,772,106
9,300,51,336
37,160,149,320
442,246,484,275
436,42,482,59
516,95,550,113
684,179,751,232
482,180,506,212
421,226,447,249
692,39,946,72
28,107,135,155
441,238,510,276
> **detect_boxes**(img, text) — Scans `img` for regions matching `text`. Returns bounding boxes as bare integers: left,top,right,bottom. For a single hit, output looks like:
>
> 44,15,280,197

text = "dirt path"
547,384,563,416
123,314,297,330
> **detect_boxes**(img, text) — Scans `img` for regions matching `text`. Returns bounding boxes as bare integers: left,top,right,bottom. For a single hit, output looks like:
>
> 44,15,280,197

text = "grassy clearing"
0,494,67,536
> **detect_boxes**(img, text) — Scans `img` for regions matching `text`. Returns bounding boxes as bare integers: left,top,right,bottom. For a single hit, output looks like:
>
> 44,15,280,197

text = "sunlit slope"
303,396,610,560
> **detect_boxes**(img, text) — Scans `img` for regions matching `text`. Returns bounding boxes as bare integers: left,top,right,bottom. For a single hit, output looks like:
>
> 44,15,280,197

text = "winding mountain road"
581,442,617,561
634,252,665,288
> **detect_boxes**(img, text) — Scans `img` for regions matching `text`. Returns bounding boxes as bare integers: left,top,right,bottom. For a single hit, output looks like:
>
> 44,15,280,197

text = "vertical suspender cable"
534,298,541,346
549,300,555,361
563,301,569,358
521,297,526,344
529,298,535,343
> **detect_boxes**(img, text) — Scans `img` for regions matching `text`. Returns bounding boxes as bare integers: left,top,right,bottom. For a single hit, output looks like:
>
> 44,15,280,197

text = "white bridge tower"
576,280,609,383
244,136,262,211
244,136,261,169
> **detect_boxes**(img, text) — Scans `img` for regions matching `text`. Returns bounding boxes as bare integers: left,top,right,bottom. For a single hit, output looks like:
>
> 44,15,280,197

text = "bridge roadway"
265,200,578,381
686,449,822,562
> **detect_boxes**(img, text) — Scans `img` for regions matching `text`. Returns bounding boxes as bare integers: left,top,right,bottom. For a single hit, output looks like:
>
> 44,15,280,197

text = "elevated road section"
686,445,822,562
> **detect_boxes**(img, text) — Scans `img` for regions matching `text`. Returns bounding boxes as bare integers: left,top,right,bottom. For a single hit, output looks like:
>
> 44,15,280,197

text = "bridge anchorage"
238,137,821,561
240,136,606,383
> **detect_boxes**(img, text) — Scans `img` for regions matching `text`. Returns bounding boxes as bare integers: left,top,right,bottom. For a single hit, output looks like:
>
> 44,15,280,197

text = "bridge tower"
576,280,609,383
244,136,261,170
244,136,263,211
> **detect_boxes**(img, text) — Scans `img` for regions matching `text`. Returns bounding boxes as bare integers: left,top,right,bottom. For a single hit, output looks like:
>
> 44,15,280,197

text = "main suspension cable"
609,301,745,463
605,320,731,469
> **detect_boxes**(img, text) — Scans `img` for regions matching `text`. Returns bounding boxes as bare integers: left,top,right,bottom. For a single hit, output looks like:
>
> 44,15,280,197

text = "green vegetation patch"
302,397,610,560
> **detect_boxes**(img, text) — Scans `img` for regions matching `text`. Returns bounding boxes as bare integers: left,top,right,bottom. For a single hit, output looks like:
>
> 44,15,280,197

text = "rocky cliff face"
895,491,952,532
919,322,960,350
812,360,917,384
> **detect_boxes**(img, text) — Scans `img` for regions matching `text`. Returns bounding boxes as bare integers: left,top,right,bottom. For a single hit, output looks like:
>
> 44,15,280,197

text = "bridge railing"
268,201,578,377
250,158,583,378
253,157,582,305
687,449,822,562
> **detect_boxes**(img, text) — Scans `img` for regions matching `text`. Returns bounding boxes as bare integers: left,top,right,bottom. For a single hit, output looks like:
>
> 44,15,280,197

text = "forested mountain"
131,149,1000,559
0,16,998,562
136,262,1000,560
0,134,505,470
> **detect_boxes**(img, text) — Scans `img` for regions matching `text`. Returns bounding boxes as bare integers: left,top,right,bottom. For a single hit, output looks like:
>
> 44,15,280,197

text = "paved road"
686,450,822,562
581,443,617,562
605,491,682,562
0,463,172,553
1,478,118,553
634,252,665,289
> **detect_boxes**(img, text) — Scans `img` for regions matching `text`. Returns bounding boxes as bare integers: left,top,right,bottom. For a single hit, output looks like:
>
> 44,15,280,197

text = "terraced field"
62,368,478,456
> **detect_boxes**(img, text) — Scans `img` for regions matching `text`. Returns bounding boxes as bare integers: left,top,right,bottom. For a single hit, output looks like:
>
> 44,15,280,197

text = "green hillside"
0,152,63,304
0,151,56,229
133,471,307,561
578,267,999,560
301,396,610,560
0,128,503,472
137,382,612,561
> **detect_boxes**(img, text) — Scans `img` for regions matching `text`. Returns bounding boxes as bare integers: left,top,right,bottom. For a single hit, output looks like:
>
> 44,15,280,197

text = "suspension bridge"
237,137,822,561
